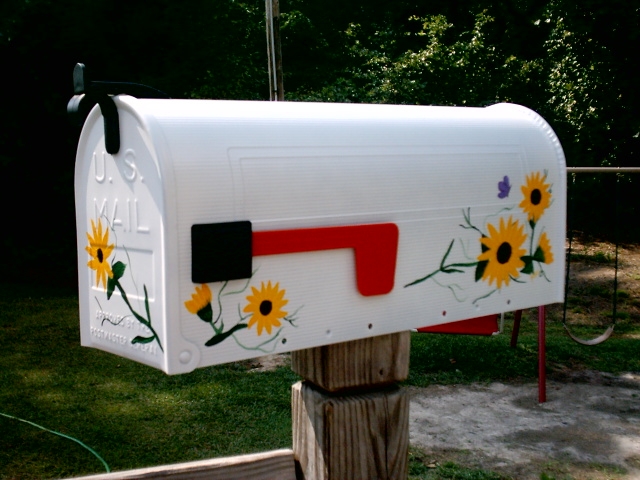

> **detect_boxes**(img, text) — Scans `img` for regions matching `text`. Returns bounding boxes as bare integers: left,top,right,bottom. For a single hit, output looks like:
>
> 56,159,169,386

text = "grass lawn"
1,276,639,479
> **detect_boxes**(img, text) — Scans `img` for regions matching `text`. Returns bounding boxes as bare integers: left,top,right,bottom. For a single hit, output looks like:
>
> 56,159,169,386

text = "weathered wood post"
291,331,410,479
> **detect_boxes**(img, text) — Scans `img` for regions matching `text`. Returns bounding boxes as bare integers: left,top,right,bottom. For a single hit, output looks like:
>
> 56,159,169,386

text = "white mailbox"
74,97,566,374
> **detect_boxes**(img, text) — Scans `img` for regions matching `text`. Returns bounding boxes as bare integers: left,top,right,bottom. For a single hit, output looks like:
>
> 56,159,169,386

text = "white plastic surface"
75,98,566,374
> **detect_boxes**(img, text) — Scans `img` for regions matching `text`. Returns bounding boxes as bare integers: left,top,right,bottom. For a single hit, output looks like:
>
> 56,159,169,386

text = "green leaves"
520,257,534,275
521,245,546,275
132,336,156,345
106,262,126,300
197,303,214,323
103,263,164,352
475,260,488,282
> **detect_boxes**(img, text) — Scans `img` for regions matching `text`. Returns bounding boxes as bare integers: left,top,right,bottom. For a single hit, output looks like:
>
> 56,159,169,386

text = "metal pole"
265,0,284,101
567,167,640,173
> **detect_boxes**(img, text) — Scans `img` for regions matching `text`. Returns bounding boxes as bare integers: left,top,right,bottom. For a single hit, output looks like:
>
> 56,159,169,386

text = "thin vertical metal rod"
265,0,277,100
265,0,283,101
538,305,546,403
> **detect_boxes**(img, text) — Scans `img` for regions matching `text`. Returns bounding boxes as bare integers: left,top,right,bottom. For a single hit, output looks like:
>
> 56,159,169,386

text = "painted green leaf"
480,236,489,253
205,323,248,347
533,246,545,263
112,261,126,280
475,260,488,282
197,303,213,323
443,268,464,274
132,335,155,345
106,277,116,300
521,256,534,275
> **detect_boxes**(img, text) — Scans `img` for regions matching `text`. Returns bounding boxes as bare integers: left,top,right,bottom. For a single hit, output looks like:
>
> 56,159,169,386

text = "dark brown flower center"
497,242,512,264
260,300,273,316
530,188,542,206
97,248,104,263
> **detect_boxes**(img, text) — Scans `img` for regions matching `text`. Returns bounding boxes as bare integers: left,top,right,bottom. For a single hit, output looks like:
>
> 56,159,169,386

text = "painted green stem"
405,239,477,288
205,323,248,347
114,281,164,352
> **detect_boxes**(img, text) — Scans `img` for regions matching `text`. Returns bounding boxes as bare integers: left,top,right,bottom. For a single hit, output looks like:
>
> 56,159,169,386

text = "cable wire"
0,411,110,473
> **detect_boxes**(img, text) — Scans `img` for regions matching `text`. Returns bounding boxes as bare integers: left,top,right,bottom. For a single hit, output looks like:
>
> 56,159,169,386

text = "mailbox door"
75,101,171,371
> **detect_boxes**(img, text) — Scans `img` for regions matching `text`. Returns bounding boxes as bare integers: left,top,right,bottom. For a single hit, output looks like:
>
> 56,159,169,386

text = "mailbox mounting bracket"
67,63,170,155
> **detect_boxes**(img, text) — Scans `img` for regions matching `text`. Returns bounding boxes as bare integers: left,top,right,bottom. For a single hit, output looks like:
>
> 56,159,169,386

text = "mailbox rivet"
179,350,192,364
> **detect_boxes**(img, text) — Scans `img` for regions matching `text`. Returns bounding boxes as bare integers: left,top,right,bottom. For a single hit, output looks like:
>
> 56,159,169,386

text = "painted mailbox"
74,97,566,374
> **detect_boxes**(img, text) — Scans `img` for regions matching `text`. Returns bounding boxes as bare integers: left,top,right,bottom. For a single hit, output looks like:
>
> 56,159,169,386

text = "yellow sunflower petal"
538,232,554,264
185,284,212,314
519,172,552,223
86,218,116,290
244,281,289,336
477,216,527,289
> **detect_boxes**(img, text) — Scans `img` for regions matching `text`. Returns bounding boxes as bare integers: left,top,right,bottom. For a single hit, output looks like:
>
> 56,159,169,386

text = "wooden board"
67,449,296,480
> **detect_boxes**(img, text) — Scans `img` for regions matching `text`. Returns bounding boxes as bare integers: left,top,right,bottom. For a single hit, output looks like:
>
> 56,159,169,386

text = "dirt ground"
409,371,640,479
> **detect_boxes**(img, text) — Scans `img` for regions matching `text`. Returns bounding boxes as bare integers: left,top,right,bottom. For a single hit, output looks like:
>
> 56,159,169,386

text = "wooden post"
291,332,410,479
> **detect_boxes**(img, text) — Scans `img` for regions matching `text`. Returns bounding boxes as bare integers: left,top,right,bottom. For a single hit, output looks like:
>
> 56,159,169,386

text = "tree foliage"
0,0,638,285
282,0,639,171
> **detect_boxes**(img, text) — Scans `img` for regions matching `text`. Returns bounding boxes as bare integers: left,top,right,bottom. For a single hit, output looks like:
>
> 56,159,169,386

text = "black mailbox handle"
67,63,170,155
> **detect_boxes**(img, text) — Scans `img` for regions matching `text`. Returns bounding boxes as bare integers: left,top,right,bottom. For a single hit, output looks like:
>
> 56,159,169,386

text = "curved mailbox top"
75,98,566,374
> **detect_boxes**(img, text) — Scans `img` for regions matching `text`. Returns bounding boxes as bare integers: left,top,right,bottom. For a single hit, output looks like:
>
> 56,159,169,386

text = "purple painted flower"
498,176,511,199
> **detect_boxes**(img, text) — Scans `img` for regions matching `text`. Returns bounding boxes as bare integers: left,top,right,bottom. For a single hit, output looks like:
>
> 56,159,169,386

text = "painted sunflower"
243,281,288,336
185,284,213,322
86,219,115,290
519,172,551,223
477,216,527,289
537,232,554,264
